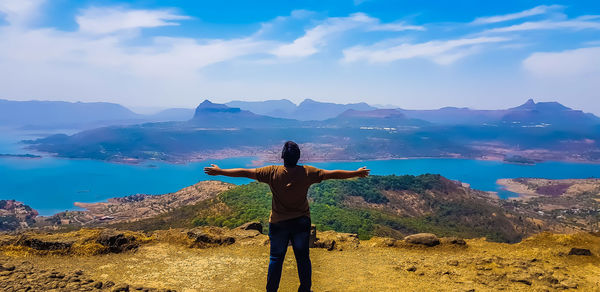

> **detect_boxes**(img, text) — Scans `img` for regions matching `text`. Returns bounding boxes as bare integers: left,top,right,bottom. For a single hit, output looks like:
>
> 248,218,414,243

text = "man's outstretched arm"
204,164,257,179
322,166,370,180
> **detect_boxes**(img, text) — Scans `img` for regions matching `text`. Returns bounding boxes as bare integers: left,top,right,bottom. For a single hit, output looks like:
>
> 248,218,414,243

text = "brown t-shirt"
255,165,325,223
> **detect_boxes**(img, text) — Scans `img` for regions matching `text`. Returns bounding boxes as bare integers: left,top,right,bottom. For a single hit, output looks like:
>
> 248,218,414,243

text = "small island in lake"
0,153,42,159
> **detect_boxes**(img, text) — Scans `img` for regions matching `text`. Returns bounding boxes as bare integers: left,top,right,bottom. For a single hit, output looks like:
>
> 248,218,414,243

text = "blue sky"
0,0,599,114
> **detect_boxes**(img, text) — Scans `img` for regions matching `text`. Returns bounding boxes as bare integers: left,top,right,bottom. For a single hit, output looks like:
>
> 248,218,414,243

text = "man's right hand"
356,166,370,177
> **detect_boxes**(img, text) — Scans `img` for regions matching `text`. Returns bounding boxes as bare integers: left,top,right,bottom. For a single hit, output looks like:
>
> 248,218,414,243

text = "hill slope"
36,175,559,243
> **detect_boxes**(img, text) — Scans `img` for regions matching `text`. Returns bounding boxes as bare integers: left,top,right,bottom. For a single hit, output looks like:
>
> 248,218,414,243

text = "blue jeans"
266,216,312,292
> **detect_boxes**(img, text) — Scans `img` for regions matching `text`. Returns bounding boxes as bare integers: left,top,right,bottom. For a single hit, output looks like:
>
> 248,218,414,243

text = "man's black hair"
281,141,300,167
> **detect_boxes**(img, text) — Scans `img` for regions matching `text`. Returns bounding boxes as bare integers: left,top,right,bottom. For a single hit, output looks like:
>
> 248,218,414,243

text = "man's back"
255,165,324,223
203,140,369,292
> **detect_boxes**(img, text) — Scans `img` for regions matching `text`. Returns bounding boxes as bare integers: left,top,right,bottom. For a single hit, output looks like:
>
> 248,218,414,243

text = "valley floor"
2,232,600,291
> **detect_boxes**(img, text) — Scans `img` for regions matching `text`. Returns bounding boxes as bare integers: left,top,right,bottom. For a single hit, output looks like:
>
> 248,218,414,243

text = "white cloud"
76,6,190,34
367,22,426,32
483,16,600,33
270,13,424,58
0,3,275,87
342,37,508,65
0,0,45,26
472,5,563,25
523,46,600,77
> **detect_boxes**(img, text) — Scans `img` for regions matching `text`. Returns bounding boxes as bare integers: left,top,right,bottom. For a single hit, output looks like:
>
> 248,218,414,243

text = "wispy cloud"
523,46,600,77
76,6,191,34
472,5,563,25
342,36,508,65
367,22,425,32
483,16,600,33
270,13,424,58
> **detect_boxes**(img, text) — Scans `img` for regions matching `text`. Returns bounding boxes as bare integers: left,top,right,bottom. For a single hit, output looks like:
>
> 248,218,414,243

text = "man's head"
281,141,300,167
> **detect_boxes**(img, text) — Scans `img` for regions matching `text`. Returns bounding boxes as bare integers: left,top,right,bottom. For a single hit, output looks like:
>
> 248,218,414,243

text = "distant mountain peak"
193,100,241,118
512,99,536,110
299,98,318,105
197,99,227,109
524,98,535,106
512,99,571,111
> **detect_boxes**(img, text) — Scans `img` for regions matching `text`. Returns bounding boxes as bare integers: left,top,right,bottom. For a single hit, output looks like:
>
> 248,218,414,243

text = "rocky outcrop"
235,221,263,234
186,227,236,248
568,248,592,256
312,230,360,251
0,228,149,255
96,230,139,253
404,233,440,247
46,181,234,227
0,200,38,231
14,236,74,251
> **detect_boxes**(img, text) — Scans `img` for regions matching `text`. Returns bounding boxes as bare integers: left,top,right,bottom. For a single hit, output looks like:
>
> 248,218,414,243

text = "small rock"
309,225,317,248
510,278,532,286
236,222,263,234
568,248,592,256
50,273,65,279
314,239,336,251
442,237,467,246
404,233,440,247
406,266,417,272
558,280,578,289
0,264,16,271
93,281,103,289
542,275,559,285
111,284,130,292
447,260,459,266
105,281,115,288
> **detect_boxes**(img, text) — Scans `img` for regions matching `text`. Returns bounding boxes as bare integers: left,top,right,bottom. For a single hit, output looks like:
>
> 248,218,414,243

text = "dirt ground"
2,232,600,291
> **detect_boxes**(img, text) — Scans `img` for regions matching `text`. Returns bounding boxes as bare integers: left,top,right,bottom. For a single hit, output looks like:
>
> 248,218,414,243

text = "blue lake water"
1,130,600,215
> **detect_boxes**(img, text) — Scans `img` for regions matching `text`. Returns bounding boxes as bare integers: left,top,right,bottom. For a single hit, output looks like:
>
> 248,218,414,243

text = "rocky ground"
498,178,600,233
39,181,234,227
1,225,599,291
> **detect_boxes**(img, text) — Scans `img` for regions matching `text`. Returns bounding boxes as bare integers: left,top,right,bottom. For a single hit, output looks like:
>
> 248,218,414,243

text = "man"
204,141,370,292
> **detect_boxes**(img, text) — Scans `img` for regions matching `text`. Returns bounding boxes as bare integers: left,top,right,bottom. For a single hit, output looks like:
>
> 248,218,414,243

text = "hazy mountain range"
226,99,376,121
3,97,599,130
19,98,600,164
0,99,194,130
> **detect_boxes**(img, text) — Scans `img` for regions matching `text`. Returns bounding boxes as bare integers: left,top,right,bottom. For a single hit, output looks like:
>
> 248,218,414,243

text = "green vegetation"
111,175,527,242
187,174,525,242
192,183,272,232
